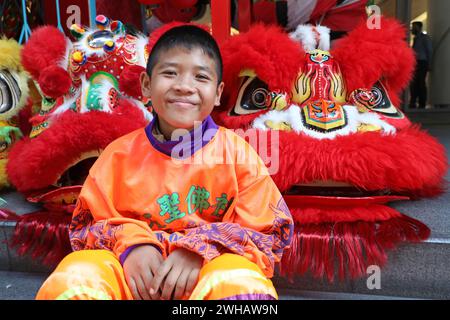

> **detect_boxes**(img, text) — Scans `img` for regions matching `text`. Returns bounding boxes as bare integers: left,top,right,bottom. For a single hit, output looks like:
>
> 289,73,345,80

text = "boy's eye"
196,74,210,81
162,70,176,76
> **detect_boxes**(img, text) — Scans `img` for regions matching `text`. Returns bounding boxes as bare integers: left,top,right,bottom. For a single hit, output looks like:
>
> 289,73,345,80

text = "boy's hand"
123,245,164,300
149,248,203,300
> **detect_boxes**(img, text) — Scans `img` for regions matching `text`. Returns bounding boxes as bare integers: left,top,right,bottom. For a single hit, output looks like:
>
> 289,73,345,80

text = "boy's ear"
140,71,152,98
214,82,225,106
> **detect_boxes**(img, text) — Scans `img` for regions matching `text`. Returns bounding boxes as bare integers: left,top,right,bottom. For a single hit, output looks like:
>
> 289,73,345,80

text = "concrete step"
278,288,419,300
0,271,47,300
404,108,450,125
0,271,417,300
0,220,52,273
273,237,450,299
0,191,49,273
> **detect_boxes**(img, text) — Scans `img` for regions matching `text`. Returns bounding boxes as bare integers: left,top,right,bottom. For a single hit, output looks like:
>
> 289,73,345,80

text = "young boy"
36,25,293,300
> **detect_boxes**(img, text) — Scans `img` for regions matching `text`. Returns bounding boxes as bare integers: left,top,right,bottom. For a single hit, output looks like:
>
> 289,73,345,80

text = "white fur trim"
135,35,149,67
51,93,78,116
95,81,116,113
289,24,331,51
290,25,316,51
58,38,73,70
129,97,153,122
316,26,330,51
252,105,303,132
356,109,397,134
252,104,396,140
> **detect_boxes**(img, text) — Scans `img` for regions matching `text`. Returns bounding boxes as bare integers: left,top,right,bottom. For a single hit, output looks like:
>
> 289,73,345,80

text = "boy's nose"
173,77,196,94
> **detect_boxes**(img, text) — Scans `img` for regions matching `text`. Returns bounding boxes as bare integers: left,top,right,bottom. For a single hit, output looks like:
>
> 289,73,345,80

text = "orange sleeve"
69,142,165,261
226,163,294,277
168,136,293,278
223,146,294,277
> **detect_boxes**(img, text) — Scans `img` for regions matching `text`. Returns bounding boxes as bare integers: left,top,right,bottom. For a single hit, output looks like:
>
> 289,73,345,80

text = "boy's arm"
168,154,294,278
69,149,165,263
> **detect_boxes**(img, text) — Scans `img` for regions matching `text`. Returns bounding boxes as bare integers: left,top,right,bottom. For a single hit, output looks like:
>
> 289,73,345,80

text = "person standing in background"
410,21,433,109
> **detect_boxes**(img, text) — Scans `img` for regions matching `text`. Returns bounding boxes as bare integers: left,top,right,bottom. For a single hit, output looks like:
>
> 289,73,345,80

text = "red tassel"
376,214,430,249
8,210,72,267
280,214,430,282
0,208,20,220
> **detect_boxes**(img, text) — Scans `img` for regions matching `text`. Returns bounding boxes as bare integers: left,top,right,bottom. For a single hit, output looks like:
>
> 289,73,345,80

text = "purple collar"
145,115,219,159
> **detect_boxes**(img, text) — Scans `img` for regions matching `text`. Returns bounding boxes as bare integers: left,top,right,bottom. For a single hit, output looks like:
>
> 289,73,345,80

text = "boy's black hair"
146,25,223,84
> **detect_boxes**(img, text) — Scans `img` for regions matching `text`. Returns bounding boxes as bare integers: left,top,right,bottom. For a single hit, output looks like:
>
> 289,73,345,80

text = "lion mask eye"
350,81,403,118
87,30,115,49
0,70,21,115
231,74,270,116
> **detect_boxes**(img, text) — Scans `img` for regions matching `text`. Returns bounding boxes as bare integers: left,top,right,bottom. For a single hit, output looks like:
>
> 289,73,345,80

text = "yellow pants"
36,250,278,300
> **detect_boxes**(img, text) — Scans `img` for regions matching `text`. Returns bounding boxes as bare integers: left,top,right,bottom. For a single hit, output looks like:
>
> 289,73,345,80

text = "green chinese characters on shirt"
186,186,211,215
157,193,185,224
155,187,233,225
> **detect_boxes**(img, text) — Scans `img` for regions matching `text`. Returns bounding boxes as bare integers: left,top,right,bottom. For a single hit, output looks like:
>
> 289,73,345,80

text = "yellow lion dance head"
0,38,31,188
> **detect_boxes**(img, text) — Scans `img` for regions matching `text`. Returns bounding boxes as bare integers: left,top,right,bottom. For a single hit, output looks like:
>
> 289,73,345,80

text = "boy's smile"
141,46,224,140
166,97,198,110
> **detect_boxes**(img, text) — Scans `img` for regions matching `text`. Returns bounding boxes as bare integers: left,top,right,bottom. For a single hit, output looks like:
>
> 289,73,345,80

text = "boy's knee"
203,253,263,275
191,253,278,300
57,250,117,266
36,250,120,300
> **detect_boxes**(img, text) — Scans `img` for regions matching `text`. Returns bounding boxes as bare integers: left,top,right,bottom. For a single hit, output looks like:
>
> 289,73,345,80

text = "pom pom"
38,65,72,99
103,40,115,53
119,65,146,99
21,26,68,80
110,20,124,34
71,50,86,64
69,24,85,40
96,14,110,30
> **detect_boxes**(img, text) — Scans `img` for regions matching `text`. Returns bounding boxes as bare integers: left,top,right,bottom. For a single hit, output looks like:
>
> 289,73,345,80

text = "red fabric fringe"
0,208,19,220
279,214,430,282
8,210,72,267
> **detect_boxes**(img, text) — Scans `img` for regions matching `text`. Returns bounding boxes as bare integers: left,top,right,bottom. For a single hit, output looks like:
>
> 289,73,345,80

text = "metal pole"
396,0,412,42
55,0,64,32
89,0,97,28
428,0,450,108
396,0,412,110
19,0,32,44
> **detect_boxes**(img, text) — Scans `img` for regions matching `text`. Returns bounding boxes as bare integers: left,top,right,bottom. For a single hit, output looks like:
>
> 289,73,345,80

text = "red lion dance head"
213,18,448,281
6,15,152,265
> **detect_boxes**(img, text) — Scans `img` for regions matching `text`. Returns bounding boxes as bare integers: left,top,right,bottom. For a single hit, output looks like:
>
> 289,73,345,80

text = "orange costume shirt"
69,118,293,278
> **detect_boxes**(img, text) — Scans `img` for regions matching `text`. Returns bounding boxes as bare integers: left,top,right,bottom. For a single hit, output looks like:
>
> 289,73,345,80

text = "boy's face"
141,46,224,135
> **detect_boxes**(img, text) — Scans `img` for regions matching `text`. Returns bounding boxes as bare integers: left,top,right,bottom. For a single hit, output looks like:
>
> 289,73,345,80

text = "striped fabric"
36,251,278,300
